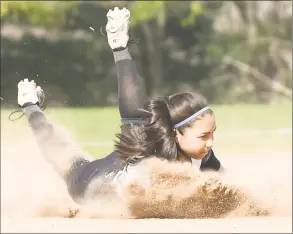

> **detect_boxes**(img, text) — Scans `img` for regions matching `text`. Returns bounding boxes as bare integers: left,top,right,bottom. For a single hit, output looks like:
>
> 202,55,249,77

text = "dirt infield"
2,217,292,233
1,125,292,233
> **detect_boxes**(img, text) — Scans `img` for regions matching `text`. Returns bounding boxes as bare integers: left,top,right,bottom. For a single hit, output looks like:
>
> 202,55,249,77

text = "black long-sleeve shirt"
23,47,223,203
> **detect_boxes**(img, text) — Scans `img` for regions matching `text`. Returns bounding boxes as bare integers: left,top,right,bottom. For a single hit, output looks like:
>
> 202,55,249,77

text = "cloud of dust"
1,120,129,219
1,120,292,219
1,123,79,218
120,157,292,218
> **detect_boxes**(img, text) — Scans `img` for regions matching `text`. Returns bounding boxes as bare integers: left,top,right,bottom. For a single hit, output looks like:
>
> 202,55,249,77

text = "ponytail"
146,97,178,160
114,97,178,164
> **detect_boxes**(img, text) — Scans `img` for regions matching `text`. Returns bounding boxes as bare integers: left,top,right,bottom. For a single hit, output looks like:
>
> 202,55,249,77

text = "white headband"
173,106,211,129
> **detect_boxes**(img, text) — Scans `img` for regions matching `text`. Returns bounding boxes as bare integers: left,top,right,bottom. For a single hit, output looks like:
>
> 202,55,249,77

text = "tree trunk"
246,1,257,47
141,21,164,97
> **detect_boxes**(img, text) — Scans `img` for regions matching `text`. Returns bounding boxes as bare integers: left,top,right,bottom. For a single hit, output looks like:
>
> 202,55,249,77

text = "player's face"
175,114,216,159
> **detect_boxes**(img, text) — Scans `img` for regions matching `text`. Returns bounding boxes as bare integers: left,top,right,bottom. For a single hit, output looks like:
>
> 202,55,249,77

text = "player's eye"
199,134,208,139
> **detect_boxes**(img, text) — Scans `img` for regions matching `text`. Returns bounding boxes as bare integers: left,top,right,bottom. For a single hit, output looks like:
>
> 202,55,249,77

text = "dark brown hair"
114,92,213,164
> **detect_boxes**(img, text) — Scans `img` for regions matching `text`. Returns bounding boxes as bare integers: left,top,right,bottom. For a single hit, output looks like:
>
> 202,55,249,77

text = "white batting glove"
106,7,130,50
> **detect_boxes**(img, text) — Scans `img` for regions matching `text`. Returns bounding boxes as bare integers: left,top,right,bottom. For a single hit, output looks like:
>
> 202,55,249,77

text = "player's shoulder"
200,149,222,171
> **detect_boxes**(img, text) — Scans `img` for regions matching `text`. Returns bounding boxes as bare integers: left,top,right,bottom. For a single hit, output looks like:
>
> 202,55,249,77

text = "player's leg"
106,7,149,124
18,79,94,198
39,7,151,201
18,80,130,202
66,151,127,202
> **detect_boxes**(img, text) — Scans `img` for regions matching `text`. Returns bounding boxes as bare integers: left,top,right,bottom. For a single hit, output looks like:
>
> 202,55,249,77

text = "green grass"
211,104,292,131
1,104,292,158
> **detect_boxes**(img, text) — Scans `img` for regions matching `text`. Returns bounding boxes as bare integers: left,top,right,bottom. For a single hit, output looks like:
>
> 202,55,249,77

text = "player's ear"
174,129,183,143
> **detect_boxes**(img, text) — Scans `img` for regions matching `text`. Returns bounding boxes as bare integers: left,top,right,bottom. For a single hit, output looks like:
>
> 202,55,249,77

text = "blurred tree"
204,1,292,103
1,1,79,28
1,1,291,106
180,1,204,27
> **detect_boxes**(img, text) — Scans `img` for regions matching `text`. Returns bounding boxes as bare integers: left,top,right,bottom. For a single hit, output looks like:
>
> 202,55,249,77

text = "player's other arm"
200,149,224,172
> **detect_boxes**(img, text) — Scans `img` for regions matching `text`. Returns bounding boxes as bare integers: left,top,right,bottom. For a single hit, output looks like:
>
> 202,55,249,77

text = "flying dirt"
1,119,292,233
1,120,291,221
